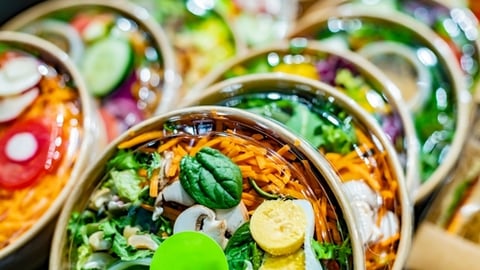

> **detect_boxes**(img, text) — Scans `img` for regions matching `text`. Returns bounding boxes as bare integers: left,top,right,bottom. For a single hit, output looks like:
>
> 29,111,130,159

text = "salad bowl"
0,31,99,269
290,4,472,203
182,73,412,270
183,39,419,197
2,0,178,142
306,0,480,98
50,106,365,269
128,0,242,98
213,0,299,48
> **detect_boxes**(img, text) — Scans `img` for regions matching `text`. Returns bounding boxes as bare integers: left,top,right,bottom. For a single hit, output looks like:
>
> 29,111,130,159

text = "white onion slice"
0,56,41,96
0,87,39,123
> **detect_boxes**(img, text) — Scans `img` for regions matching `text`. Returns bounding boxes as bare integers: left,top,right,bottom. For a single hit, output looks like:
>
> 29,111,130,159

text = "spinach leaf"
285,102,325,148
284,102,356,154
224,222,264,270
180,147,242,209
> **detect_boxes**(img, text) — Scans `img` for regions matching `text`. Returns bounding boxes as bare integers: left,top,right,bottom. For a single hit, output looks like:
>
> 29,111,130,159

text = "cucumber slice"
81,37,133,96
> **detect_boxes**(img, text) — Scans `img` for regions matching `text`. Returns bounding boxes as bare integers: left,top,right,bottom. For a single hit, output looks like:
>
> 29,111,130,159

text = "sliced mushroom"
350,200,382,245
159,151,174,190
153,180,195,221
88,231,112,251
127,234,159,251
89,188,113,211
341,181,382,210
173,205,228,248
161,180,195,206
215,201,249,234
106,199,131,215
123,225,141,240
293,199,323,270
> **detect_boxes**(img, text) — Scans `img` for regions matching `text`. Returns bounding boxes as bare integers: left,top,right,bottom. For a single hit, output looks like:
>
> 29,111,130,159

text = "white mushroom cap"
173,205,228,248
215,201,249,234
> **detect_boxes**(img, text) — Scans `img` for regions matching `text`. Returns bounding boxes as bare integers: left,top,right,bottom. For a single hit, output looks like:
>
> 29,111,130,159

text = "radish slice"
0,87,39,123
5,132,38,162
0,56,41,96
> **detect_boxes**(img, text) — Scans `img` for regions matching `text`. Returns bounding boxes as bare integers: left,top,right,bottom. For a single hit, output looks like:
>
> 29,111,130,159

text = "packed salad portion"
8,3,174,142
0,43,84,250
130,0,238,95
219,46,406,164
353,0,480,91
66,109,354,269
187,80,406,270
292,14,458,185
215,0,299,47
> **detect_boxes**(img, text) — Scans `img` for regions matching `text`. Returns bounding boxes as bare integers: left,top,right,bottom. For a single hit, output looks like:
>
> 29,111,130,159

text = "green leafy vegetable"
237,98,357,154
180,147,243,209
224,222,264,270
110,170,145,203
107,150,161,179
312,237,352,268
107,150,141,171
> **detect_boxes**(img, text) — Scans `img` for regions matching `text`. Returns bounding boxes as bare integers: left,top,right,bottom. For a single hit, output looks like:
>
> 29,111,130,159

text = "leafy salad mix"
220,48,407,167
67,112,353,269
190,84,405,269
308,16,457,182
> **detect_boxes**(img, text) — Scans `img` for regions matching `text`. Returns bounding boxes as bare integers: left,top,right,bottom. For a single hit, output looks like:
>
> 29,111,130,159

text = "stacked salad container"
1,0,480,269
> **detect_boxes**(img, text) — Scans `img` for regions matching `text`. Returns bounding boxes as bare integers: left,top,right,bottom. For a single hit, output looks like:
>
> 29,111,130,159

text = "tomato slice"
0,118,62,190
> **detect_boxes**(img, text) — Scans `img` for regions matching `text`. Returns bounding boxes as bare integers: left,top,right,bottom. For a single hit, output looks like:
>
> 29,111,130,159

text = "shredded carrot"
276,144,291,156
323,127,401,269
118,131,165,149
149,169,160,197
157,137,180,153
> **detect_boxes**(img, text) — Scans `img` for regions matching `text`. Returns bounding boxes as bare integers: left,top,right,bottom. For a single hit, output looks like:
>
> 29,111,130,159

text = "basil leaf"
180,147,243,209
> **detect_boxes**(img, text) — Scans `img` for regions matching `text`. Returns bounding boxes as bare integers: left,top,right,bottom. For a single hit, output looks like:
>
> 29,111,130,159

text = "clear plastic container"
129,0,242,97
291,4,472,204
183,39,420,196
183,73,412,270
2,0,179,142
50,106,364,269
0,31,99,270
